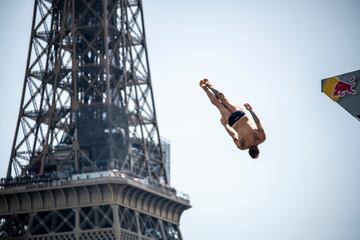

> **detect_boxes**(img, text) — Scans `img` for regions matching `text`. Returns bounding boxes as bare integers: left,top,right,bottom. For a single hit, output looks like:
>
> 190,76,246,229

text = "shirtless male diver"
199,79,266,159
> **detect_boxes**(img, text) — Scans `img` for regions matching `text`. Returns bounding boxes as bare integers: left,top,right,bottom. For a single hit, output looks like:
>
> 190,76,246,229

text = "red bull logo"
322,76,357,101
333,76,357,97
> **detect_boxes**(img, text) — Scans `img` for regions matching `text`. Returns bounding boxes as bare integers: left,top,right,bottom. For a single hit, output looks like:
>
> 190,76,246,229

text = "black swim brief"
228,111,245,127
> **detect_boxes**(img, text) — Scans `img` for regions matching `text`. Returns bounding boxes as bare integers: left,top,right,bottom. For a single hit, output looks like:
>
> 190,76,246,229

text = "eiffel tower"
0,0,190,239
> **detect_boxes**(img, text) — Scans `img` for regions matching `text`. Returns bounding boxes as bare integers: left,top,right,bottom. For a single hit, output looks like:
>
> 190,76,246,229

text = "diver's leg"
205,81,243,113
200,79,231,120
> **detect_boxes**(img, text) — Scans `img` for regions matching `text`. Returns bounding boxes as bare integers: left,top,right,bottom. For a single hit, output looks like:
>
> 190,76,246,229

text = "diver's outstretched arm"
244,103,266,140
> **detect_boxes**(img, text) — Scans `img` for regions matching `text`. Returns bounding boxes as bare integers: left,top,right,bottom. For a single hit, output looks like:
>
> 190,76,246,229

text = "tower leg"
112,204,121,240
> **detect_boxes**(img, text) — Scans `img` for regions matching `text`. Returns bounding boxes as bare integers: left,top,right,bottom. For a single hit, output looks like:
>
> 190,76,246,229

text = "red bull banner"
322,70,360,121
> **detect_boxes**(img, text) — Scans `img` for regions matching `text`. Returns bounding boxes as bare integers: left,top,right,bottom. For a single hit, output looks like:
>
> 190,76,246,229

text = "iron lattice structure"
7,0,167,184
0,0,190,239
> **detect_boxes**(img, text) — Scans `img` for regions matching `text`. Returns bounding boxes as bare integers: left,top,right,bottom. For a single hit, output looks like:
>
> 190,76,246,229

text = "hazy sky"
1,1,360,239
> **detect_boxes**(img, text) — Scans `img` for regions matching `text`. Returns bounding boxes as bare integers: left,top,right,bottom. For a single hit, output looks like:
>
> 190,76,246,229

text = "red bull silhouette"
333,76,357,98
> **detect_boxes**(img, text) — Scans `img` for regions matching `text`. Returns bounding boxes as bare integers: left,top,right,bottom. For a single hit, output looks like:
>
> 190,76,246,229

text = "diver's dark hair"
248,145,259,159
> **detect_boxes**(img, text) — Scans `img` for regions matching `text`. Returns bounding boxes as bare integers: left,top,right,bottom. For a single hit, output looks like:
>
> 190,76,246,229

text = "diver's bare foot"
205,80,213,88
199,79,208,89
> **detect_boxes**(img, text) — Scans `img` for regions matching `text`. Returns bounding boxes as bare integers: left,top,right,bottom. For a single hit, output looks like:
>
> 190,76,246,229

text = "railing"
0,170,190,202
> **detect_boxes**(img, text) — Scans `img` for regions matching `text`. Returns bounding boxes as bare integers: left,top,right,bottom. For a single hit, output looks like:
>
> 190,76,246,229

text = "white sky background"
1,0,360,239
